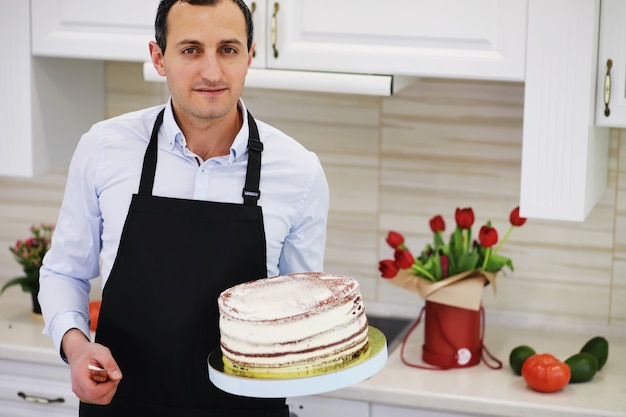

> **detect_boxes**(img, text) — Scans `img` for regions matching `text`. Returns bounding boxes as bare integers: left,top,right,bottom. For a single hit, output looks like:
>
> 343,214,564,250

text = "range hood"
142,62,414,96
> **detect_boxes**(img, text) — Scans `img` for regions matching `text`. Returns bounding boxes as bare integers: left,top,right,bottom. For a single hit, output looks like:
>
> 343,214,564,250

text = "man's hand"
62,328,123,405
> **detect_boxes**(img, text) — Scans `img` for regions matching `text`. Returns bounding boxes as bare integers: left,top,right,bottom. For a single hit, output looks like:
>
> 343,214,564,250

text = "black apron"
80,109,288,417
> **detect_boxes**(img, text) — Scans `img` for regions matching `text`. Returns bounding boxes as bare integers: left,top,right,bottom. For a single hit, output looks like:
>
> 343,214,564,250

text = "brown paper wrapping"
386,269,497,311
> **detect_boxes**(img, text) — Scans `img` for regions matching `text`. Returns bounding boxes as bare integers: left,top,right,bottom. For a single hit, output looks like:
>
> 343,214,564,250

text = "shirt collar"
161,98,251,163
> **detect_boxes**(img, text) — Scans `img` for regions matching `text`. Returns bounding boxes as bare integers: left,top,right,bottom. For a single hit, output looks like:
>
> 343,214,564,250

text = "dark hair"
155,0,253,54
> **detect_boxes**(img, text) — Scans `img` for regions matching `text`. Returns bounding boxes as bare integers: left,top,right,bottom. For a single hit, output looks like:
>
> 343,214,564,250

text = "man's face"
150,1,254,123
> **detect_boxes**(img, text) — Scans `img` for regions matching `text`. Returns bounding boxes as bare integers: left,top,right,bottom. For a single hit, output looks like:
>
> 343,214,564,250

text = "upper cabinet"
31,0,158,61
246,0,527,81
595,0,626,128
23,0,614,222
520,0,609,222
33,0,526,81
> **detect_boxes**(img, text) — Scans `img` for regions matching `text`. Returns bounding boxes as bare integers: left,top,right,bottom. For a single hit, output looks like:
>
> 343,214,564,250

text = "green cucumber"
509,345,536,376
580,336,609,370
565,352,598,383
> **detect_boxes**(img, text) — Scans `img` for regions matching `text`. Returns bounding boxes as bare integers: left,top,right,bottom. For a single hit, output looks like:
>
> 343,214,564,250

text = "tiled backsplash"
1,62,624,331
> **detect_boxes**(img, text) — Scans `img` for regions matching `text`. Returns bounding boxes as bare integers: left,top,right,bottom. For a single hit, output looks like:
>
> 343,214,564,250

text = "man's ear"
248,41,256,67
149,41,166,77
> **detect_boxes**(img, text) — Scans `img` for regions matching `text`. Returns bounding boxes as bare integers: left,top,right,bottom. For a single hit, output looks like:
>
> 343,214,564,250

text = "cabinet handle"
18,391,65,404
603,59,612,117
271,2,280,58
250,2,257,58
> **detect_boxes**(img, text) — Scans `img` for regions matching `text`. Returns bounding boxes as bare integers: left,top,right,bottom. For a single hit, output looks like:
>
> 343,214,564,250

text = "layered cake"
217,272,369,374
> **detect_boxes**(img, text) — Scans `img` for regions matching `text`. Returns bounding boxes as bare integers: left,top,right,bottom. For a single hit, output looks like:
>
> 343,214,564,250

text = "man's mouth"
195,85,227,94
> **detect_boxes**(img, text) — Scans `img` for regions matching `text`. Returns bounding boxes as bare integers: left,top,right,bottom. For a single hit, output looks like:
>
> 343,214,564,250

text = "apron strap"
138,108,165,196
242,111,263,207
137,107,263,208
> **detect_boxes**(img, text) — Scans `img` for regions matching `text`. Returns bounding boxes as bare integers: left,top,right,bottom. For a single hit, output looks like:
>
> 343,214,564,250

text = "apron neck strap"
138,108,165,196
242,111,262,207
138,107,263,208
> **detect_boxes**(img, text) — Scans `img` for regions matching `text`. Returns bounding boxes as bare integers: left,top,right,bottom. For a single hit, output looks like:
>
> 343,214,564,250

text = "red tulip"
378,259,399,279
455,207,475,229
394,249,414,269
509,206,527,227
385,231,405,249
478,225,498,248
429,215,445,233
440,254,449,279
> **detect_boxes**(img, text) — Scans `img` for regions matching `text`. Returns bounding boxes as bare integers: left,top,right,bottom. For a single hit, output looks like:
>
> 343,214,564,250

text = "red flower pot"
422,300,482,368
399,299,502,370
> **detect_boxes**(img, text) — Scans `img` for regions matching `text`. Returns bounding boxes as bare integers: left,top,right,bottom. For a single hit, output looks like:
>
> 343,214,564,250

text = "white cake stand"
208,326,388,398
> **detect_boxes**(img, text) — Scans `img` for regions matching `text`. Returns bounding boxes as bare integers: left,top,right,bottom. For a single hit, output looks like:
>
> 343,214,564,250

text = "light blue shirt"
39,99,329,356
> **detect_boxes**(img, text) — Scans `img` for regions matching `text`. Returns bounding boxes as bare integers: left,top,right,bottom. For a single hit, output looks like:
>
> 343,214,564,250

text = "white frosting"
218,273,369,372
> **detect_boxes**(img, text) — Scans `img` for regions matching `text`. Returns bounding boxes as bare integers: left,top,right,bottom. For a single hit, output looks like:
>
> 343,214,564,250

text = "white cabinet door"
520,0,609,221
147,0,528,82
245,0,269,69
595,0,626,127
33,0,526,81
0,359,78,417
261,0,527,81
31,0,158,61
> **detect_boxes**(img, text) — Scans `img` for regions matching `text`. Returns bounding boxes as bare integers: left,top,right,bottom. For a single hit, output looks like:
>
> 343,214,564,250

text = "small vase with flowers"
1,224,54,316
379,206,526,370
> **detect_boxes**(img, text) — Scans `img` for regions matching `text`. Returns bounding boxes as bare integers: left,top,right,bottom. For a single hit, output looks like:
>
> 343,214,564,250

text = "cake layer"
218,273,369,372
218,272,360,321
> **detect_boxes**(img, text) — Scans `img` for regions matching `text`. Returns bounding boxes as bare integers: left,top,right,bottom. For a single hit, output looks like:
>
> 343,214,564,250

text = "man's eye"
223,47,237,54
182,47,198,54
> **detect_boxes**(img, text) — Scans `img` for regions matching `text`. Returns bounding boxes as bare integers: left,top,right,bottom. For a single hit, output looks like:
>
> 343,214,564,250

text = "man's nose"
199,54,223,82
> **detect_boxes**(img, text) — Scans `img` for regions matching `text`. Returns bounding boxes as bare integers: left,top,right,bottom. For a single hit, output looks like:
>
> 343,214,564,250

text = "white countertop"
0,296,62,365
1,296,625,416
325,314,626,417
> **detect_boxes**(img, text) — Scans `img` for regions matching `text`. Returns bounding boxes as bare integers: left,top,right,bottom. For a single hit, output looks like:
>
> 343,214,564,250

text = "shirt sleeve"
39,125,104,358
278,152,329,274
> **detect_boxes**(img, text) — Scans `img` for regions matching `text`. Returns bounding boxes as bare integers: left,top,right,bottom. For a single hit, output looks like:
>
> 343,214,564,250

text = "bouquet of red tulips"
379,207,527,369
379,206,526,282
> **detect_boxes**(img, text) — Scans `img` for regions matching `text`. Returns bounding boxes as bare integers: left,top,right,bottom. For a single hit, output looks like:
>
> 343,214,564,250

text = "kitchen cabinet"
31,0,158,61
34,0,526,82
0,0,105,177
27,0,612,221
519,0,609,221
595,0,626,127
0,358,77,416
246,0,527,81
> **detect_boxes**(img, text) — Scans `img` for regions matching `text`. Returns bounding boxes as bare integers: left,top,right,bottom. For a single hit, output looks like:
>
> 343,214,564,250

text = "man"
38,1,329,415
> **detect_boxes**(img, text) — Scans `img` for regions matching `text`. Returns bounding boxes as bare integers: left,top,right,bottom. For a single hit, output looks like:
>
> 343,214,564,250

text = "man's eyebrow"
175,39,203,48
174,38,244,48
220,38,245,47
